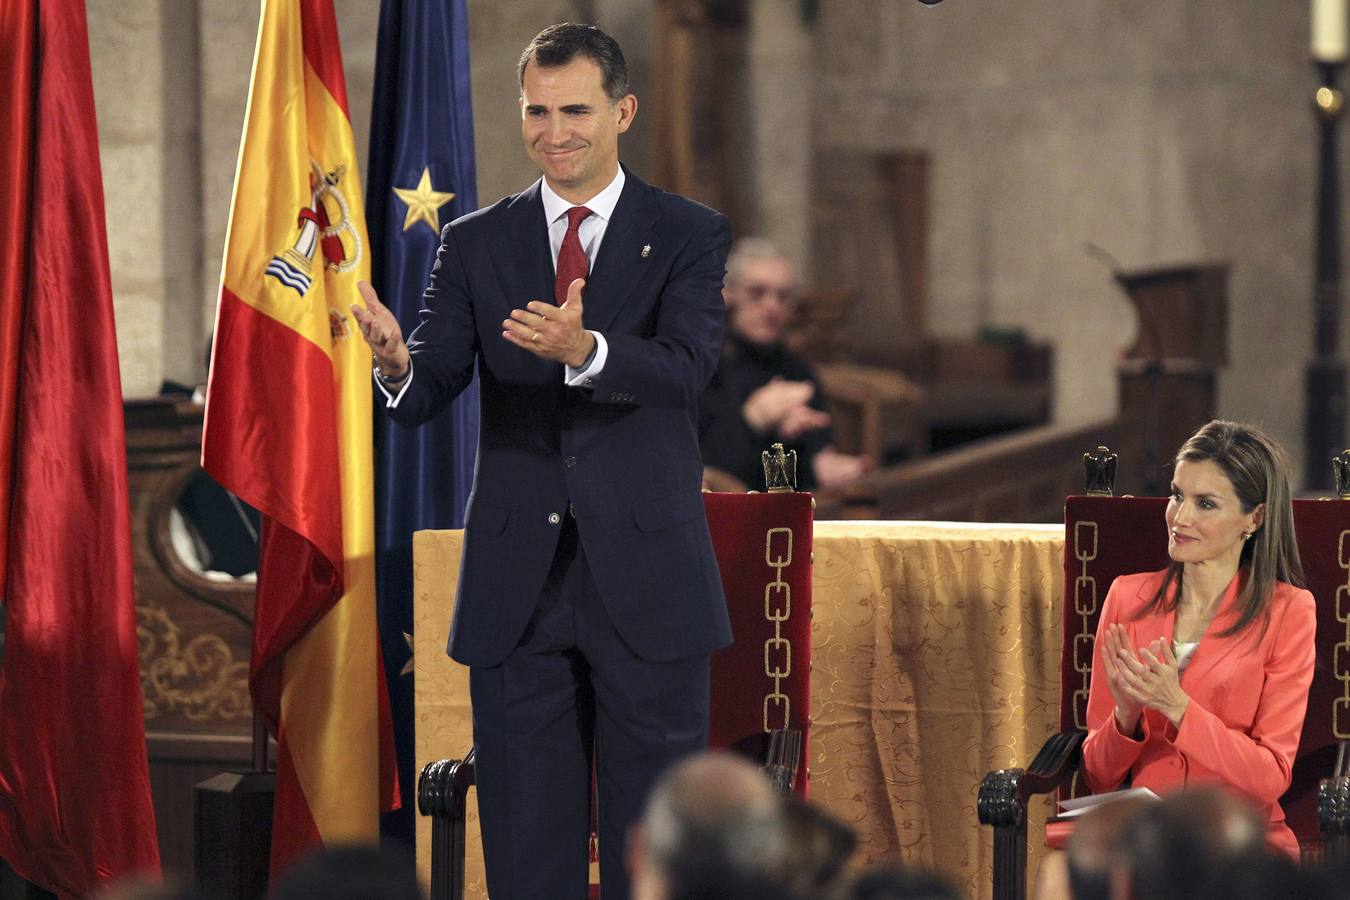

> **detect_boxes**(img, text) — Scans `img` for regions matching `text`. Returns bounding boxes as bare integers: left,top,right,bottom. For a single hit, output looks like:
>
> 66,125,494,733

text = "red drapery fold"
0,1,162,895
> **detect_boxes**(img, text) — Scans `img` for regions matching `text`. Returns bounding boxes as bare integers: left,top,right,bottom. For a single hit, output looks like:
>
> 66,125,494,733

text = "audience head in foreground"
847,864,961,900
270,843,423,900
780,794,858,897
1063,793,1154,900
628,751,789,900
1113,788,1269,900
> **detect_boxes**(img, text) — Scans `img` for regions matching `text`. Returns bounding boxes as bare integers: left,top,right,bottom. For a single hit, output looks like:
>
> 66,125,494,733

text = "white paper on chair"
1057,787,1160,818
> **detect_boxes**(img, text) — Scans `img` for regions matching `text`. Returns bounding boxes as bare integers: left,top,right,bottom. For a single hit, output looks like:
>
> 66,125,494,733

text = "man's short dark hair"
518,23,631,101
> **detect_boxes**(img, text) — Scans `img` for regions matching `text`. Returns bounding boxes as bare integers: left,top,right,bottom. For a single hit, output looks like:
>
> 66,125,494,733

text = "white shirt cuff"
374,358,414,408
565,332,607,387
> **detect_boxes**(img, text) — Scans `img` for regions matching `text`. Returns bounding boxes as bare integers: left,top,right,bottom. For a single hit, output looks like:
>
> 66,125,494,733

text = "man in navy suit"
352,23,732,899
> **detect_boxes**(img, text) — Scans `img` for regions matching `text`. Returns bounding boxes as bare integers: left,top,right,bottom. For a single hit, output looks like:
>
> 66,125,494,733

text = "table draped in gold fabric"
414,521,1065,899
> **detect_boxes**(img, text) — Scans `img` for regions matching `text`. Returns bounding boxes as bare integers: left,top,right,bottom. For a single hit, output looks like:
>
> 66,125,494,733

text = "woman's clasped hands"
1101,623,1191,733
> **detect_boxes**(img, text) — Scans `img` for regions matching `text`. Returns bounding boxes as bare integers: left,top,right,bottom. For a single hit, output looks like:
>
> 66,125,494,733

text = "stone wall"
816,0,1325,479
89,0,1336,481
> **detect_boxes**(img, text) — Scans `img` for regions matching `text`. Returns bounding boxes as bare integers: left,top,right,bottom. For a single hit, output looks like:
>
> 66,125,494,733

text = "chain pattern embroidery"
1072,520,1099,730
764,526,793,731
1335,530,1350,739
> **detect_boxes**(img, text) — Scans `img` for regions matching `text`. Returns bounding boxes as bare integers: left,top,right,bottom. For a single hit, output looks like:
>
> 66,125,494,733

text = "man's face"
520,57,636,204
725,256,796,346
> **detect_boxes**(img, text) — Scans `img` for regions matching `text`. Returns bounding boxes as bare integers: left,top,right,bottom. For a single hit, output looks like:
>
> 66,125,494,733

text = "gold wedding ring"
531,331,540,342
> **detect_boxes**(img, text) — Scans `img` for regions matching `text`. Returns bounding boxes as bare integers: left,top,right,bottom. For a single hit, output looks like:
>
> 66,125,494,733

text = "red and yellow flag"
202,0,397,872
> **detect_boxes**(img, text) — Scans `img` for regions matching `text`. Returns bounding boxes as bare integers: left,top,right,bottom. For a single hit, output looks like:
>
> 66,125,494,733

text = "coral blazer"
1080,569,1317,858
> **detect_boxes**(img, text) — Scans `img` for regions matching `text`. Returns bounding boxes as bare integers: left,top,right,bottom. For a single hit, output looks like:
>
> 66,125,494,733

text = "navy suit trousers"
469,513,711,900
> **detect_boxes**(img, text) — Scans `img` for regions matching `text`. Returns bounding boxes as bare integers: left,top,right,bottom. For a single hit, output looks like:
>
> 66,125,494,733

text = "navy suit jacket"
388,170,733,668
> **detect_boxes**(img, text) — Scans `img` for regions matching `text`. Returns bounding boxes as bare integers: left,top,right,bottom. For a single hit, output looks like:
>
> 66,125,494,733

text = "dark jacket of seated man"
698,238,869,492
699,333,833,491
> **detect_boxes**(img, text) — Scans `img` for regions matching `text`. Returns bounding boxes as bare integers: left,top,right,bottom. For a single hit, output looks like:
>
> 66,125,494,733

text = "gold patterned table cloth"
414,521,1065,899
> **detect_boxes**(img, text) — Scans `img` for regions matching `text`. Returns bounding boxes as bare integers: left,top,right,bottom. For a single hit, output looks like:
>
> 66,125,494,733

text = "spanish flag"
202,0,398,873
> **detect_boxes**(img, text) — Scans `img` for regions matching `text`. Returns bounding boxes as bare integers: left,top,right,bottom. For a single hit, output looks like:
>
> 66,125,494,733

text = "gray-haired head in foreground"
640,752,789,899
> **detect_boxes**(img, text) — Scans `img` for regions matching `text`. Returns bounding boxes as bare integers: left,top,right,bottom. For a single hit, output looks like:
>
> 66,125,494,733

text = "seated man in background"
699,238,871,491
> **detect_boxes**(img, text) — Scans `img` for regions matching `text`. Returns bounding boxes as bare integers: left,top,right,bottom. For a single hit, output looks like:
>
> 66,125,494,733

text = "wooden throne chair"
417,487,814,900
977,447,1350,900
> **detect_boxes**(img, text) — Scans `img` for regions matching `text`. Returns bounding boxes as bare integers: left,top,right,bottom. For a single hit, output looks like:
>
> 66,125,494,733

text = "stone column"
747,0,813,278
89,0,206,396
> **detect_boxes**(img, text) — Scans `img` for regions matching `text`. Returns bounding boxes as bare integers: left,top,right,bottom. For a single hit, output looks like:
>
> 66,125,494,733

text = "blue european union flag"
366,0,478,847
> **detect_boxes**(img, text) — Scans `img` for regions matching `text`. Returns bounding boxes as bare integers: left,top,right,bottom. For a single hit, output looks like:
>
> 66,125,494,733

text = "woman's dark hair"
518,23,630,101
1138,419,1304,639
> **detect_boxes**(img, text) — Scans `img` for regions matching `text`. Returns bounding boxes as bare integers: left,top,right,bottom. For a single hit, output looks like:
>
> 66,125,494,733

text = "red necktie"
555,205,593,304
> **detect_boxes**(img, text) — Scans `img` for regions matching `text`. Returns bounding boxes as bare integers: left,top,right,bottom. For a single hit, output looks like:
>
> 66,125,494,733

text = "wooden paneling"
815,416,1148,523
125,398,256,879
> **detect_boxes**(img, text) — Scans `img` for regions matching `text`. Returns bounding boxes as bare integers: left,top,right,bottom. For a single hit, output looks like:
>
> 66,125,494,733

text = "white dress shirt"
376,167,625,406
541,167,623,386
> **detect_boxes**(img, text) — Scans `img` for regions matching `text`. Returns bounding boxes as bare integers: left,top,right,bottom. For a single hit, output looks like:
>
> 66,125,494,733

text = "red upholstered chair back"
703,492,813,796
1061,497,1169,736
1062,495,1350,849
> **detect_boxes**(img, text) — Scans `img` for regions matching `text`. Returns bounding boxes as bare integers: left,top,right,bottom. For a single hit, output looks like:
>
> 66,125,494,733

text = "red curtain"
0,1,161,895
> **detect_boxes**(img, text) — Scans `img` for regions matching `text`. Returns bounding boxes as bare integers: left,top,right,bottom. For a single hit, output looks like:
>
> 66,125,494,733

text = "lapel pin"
641,243,651,258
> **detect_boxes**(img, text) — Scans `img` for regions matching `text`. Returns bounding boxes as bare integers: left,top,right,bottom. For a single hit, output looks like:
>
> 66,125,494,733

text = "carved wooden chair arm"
419,750,477,900
1318,740,1350,863
979,731,1085,900
978,731,1085,828
418,749,476,819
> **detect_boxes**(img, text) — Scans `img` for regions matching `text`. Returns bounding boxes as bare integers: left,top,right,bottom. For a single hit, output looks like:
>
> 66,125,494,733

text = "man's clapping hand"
503,277,596,369
742,378,830,436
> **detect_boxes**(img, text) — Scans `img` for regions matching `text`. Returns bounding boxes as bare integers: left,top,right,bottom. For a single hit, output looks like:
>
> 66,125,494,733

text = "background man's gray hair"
724,237,793,290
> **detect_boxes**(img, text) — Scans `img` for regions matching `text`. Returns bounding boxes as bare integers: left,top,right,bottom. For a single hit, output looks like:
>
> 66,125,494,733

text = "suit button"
547,513,561,525
564,456,578,468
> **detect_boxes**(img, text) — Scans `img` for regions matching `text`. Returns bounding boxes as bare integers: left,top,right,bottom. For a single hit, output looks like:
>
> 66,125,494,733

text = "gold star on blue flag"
392,167,455,234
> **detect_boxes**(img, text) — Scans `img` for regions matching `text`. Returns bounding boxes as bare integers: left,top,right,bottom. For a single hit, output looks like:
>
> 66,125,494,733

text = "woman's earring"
1242,532,1252,541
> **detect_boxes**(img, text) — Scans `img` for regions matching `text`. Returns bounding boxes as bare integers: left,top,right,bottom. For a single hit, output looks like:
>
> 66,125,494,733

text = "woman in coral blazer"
1080,420,1317,859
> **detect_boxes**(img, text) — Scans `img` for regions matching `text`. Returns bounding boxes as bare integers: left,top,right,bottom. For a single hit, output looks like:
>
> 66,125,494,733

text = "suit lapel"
1125,587,1175,656
489,180,554,310
582,171,661,333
